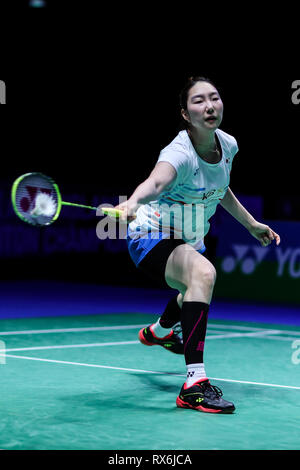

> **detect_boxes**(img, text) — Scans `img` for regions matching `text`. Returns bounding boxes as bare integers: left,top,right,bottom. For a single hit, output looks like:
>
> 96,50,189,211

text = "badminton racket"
11,172,130,227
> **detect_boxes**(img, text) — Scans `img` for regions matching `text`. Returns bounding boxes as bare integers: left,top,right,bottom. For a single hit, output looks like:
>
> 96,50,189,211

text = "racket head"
11,172,62,226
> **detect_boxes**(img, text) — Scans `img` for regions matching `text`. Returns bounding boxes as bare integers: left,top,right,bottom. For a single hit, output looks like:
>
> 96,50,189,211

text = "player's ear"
181,108,190,124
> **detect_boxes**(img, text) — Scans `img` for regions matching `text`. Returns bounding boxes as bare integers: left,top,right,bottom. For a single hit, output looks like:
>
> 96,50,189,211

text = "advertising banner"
214,219,300,304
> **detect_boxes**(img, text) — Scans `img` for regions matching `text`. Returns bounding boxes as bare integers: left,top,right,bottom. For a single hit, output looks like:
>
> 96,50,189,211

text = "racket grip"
101,207,136,219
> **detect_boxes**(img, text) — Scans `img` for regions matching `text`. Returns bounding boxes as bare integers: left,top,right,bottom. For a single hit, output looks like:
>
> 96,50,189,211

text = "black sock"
181,301,209,365
159,295,182,328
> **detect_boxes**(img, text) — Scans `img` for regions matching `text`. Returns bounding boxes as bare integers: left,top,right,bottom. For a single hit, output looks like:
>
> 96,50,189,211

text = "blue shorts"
127,231,206,288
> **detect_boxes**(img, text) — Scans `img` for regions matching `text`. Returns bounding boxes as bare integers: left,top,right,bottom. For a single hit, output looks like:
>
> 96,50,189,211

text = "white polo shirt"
128,129,239,251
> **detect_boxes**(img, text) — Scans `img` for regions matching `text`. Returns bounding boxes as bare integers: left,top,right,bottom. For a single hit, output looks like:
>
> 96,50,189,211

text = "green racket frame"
11,172,98,226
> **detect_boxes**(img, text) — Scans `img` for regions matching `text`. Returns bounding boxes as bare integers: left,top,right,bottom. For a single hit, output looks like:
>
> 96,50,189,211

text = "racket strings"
13,173,60,226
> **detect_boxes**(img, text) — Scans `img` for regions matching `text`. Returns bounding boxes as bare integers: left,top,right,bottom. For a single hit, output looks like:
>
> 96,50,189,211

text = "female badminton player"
115,76,280,413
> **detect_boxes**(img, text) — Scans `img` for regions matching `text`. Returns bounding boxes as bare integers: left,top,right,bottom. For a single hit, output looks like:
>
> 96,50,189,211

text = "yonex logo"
20,185,52,213
221,244,300,278
0,81,6,104
221,244,269,275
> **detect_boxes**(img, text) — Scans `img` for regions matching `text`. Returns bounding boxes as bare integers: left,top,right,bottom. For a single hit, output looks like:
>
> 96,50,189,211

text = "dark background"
1,5,299,288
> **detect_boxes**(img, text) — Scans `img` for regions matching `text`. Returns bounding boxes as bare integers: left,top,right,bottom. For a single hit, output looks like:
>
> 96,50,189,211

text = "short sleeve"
232,138,239,159
157,149,189,184
224,136,239,172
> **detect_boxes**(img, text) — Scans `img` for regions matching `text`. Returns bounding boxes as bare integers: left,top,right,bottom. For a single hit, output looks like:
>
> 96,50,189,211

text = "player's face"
182,81,224,131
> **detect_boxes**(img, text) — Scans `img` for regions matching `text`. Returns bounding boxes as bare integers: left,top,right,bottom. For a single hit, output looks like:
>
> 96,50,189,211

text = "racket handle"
101,207,137,219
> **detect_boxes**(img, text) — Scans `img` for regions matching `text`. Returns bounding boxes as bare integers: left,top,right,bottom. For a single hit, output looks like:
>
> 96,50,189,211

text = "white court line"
1,340,140,352
0,324,147,336
208,324,300,336
0,322,299,337
0,353,299,391
260,335,300,342
206,330,282,340
0,330,286,353
0,328,295,354
0,328,296,354
208,376,300,390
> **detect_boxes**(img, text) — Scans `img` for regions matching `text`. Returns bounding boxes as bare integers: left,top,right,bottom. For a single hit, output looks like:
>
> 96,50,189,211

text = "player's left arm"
220,187,281,247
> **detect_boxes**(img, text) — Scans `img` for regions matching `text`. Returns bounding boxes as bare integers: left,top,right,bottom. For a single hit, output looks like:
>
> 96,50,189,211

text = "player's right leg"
164,243,216,304
164,244,235,413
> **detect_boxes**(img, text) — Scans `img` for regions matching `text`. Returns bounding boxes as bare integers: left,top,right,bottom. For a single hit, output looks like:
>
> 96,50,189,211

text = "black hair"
179,76,219,110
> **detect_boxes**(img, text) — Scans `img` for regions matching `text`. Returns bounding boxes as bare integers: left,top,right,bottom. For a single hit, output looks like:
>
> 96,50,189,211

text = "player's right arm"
115,161,177,222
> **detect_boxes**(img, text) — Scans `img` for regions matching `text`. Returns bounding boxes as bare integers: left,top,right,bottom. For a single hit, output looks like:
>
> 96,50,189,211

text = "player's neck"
188,127,216,151
187,128,220,162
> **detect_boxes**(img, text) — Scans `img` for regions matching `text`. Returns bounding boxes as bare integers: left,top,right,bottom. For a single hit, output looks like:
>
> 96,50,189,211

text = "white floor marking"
206,330,282,340
1,353,299,390
0,324,147,336
0,322,299,337
1,340,140,352
0,327,299,354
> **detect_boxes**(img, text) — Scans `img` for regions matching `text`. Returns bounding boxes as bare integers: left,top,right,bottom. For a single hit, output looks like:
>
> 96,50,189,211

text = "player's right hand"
114,200,138,223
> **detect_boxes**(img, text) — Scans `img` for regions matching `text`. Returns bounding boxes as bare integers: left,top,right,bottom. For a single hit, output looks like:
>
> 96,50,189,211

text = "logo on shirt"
201,190,216,200
201,187,226,201
193,168,200,176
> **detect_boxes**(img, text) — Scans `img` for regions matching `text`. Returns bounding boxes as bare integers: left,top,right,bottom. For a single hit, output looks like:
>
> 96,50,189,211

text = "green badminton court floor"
0,312,299,450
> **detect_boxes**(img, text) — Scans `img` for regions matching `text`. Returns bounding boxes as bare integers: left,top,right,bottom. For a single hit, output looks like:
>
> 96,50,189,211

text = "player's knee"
191,263,216,290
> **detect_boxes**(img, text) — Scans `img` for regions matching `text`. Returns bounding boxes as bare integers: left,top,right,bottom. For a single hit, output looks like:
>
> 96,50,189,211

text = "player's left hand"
248,222,281,247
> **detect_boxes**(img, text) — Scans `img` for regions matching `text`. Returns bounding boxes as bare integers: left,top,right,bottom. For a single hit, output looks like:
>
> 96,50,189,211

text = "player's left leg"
136,239,186,354
139,291,185,354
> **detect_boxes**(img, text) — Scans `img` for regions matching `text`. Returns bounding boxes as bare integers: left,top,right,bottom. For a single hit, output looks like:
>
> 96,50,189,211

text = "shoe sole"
176,396,235,414
138,328,183,354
